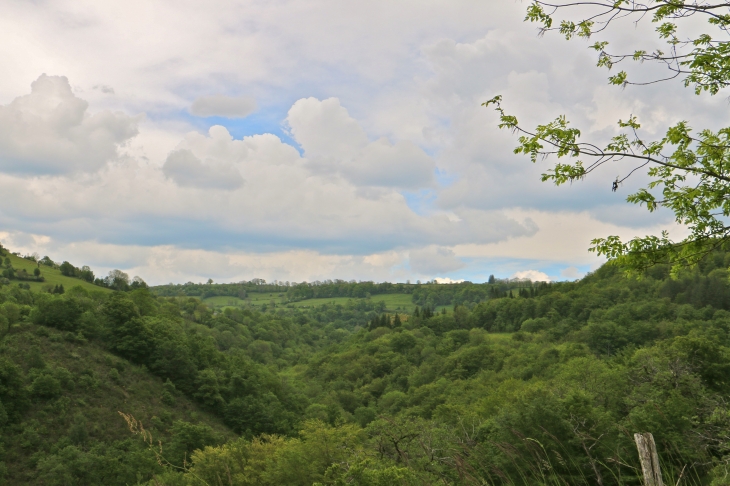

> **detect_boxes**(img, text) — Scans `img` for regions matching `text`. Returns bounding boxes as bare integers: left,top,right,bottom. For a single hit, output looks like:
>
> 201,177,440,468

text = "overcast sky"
0,0,712,285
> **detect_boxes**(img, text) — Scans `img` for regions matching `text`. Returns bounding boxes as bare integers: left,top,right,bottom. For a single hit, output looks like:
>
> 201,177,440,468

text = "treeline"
5,245,147,292
152,277,550,308
286,280,413,301
153,279,286,299
0,245,43,284
34,251,146,292
152,279,413,300
410,280,549,307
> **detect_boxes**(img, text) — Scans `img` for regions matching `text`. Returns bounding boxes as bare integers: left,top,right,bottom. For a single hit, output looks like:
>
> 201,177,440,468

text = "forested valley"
4,243,730,484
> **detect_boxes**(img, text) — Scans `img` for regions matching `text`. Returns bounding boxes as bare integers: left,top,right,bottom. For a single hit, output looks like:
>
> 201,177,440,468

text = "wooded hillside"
3,249,730,484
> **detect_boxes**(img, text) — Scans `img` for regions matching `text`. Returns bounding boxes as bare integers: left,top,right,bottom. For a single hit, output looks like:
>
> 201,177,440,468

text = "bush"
30,374,62,399
161,390,176,406
32,298,83,331
108,368,121,383
68,413,88,445
167,421,221,467
0,399,8,426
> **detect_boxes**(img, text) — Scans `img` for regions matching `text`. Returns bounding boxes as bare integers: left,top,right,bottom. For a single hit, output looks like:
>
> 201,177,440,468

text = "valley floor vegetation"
3,246,730,484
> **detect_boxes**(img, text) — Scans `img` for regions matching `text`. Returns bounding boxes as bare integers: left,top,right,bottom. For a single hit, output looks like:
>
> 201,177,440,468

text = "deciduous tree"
487,0,730,275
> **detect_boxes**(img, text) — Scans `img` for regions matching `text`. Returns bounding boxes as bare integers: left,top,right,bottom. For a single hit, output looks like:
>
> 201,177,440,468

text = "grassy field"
203,294,281,310
4,251,109,294
286,294,420,312
203,296,250,308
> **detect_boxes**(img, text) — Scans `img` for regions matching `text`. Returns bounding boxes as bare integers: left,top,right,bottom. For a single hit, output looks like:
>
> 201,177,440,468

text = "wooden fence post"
634,432,663,486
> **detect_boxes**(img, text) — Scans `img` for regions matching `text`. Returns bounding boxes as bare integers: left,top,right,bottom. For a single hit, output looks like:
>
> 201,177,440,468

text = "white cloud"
0,109,536,255
453,209,688,266
190,95,257,118
409,246,465,275
0,74,138,175
511,270,550,282
288,97,368,159
560,266,584,280
93,84,115,94
434,277,465,284
162,148,244,190
349,138,435,188
0,1,719,282
288,97,436,189
0,232,418,285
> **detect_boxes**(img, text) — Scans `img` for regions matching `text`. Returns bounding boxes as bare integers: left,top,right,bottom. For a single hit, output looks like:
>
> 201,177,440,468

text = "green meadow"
4,252,109,294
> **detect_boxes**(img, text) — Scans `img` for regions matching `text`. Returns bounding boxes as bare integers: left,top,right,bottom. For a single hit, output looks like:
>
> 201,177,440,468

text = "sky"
0,0,716,285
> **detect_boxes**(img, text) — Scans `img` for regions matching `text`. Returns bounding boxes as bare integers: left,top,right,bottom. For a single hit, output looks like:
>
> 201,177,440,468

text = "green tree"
79,265,95,282
59,261,75,277
166,420,221,467
105,269,130,291
102,292,140,328
30,373,62,399
0,358,27,420
487,0,730,275
32,297,82,331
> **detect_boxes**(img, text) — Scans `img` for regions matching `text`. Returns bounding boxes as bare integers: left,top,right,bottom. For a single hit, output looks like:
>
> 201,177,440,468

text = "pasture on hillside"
4,252,108,294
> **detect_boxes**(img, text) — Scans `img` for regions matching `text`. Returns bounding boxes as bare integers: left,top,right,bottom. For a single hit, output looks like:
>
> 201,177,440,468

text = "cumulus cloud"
190,95,257,118
409,246,465,275
160,123,301,190
560,266,584,280
0,74,138,175
93,85,115,94
511,270,550,282
0,1,711,282
288,97,368,159
162,148,244,190
350,138,435,188
287,97,436,188
0,231,418,285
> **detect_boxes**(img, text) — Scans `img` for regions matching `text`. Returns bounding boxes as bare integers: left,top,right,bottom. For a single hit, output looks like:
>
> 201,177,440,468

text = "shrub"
32,298,83,331
30,374,62,399
108,368,121,383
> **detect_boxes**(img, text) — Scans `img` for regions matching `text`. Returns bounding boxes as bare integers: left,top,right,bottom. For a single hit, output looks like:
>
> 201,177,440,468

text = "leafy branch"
526,0,730,94
484,95,730,276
